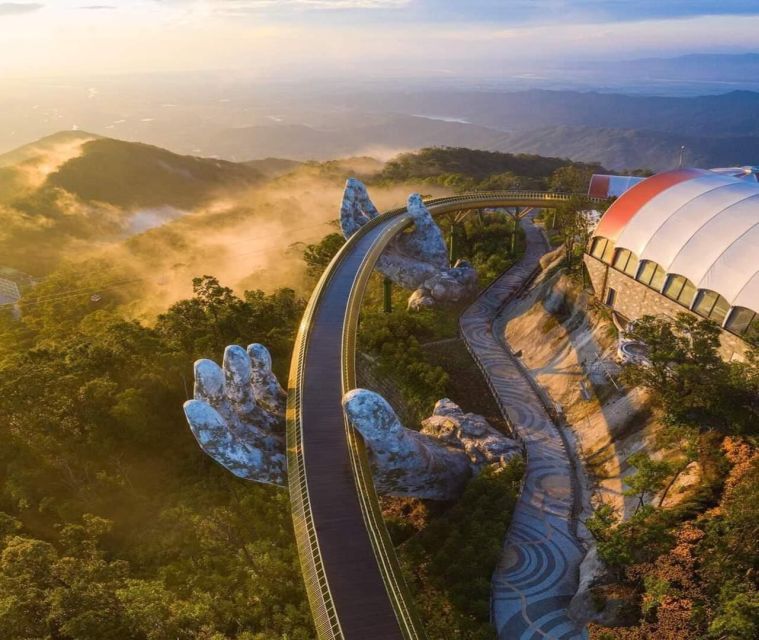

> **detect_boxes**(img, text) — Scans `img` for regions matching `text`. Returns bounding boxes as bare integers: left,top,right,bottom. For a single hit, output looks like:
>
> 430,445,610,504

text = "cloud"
79,5,117,9
174,0,410,11
157,0,759,27
0,2,42,15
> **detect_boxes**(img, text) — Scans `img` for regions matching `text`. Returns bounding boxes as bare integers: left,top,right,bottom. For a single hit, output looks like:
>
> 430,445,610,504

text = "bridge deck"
299,222,406,639
288,192,602,640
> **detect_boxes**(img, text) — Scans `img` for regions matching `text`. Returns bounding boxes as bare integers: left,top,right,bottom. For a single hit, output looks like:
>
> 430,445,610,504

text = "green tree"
303,232,345,279
586,503,672,574
0,273,315,640
400,459,525,639
623,452,674,512
553,195,593,266
623,313,759,434
550,165,595,193
709,588,759,640
0,536,58,638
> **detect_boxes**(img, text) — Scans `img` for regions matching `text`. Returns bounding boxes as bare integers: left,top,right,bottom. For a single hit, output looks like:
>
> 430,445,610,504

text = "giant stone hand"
343,389,520,501
339,179,478,309
340,177,380,238
184,346,519,501
183,343,287,485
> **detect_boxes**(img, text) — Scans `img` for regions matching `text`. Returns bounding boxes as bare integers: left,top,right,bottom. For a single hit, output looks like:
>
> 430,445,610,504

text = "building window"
601,240,616,264
590,237,607,259
589,236,615,264
606,288,617,307
693,290,731,325
725,307,759,341
612,249,640,277
637,260,666,291
662,274,697,308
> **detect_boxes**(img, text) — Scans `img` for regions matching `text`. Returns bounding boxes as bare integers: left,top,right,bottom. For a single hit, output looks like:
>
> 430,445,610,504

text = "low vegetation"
399,460,524,640
587,313,758,639
359,307,450,425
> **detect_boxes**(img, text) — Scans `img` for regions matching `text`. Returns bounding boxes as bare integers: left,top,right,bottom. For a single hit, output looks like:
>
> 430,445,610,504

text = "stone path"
459,215,588,640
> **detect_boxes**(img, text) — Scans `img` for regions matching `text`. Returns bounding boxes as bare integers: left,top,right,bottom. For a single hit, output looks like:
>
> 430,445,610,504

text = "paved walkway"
459,215,588,640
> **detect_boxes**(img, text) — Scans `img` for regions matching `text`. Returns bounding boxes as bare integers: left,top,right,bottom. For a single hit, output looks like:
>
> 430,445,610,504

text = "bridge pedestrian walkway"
459,215,588,640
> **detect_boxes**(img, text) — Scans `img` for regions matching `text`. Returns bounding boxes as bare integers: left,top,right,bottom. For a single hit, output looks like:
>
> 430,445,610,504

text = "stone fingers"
183,399,285,485
343,388,471,500
187,344,288,485
247,343,287,419
222,345,274,432
340,177,378,238
194,357,238,426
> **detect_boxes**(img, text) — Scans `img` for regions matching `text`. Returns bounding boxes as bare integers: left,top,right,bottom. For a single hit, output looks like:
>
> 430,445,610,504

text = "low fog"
0,139,451,319
110,166,450,319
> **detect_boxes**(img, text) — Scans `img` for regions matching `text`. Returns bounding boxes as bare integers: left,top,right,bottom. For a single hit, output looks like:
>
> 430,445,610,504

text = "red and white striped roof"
588,174,645,198
592,168,759,312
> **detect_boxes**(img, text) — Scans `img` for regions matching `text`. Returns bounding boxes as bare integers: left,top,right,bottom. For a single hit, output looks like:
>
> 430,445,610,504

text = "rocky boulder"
421,398,522,468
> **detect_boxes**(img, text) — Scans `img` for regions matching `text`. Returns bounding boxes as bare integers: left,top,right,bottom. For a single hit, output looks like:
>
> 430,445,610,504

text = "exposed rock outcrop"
184,345,518,500
422,398,522,468
406,259,479,310
339,179,478,309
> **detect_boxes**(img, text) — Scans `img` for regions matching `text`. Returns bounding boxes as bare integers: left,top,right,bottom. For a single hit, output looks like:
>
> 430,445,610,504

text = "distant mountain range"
493,126,759,172
0,132,263,273
595,53,759,88
342,89,759,138
199,114,757,172
4,53,759,171
154,88,756,170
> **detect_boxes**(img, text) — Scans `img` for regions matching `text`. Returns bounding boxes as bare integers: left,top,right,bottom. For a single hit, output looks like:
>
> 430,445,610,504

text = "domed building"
584,168,759,361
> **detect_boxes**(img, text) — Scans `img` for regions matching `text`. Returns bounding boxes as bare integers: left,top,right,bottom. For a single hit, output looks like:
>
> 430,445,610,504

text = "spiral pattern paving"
460,214,588,640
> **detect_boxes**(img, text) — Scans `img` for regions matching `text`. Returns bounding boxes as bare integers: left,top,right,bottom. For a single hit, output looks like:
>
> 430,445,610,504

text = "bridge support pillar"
383,277,392,313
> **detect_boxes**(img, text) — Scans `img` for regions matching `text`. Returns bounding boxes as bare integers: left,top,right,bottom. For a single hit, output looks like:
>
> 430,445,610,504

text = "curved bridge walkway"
460,215,588,640
288,193,600,640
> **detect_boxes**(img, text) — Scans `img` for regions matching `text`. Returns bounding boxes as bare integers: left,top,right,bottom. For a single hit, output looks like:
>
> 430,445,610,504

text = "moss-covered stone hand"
340,178,478,310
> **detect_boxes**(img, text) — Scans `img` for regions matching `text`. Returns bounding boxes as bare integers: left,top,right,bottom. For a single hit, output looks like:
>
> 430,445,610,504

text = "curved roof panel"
592,169,759,312
640,181,758,270
588,174,645,198
593,168,708,241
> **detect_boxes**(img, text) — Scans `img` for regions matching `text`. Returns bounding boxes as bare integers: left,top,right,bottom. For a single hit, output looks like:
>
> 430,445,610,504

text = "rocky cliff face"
184,344,519,501
339,178,478,309
497,263,701,626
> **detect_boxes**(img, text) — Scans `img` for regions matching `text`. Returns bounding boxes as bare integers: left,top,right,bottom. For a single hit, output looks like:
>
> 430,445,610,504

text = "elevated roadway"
286,191,599,640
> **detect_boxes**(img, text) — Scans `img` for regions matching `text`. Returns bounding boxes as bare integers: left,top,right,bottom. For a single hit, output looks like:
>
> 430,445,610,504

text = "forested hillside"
0,277,314,639
0,133,261,275
0,144,604,639
374,147,604,191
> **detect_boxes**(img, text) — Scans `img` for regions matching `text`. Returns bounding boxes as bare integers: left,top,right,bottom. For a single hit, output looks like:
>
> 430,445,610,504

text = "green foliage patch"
399,460,525,640
375,147,603,192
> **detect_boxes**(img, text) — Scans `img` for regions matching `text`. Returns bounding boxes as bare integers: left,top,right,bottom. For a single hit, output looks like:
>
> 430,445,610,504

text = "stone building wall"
583,254,749,361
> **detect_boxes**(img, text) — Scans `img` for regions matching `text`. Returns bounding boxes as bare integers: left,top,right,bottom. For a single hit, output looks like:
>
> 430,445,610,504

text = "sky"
2,1,759,79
